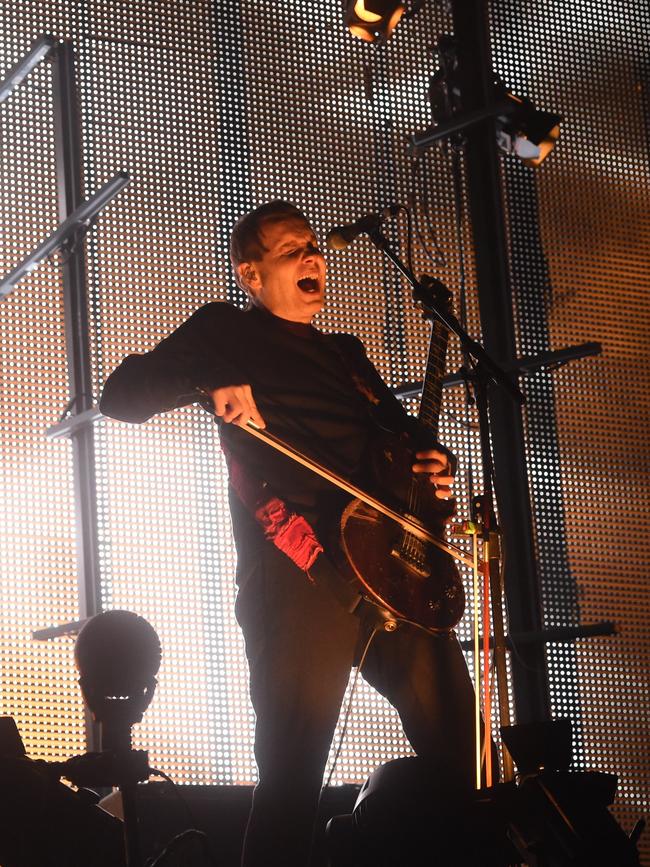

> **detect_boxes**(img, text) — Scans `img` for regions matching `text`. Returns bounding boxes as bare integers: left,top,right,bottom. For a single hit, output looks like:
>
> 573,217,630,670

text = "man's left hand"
412,450,455,500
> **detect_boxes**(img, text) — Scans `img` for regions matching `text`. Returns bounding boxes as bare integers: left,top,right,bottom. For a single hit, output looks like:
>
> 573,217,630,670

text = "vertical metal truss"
502,160,584,749
0,33,101,753
0,22,86,763
52,40,102,626
450,0,551,725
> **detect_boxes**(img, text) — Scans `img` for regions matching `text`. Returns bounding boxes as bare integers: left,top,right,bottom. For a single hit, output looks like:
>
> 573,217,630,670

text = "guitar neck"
418,317,449,437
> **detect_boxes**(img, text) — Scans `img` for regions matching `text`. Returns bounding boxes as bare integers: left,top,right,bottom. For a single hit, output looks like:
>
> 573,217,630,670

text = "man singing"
100,201,478,866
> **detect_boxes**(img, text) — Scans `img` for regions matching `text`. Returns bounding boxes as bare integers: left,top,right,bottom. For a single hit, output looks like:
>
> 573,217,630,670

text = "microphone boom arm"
366,227,524,405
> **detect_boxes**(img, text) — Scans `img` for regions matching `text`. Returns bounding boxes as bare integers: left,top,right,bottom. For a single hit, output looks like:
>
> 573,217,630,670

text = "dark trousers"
235,541,479,867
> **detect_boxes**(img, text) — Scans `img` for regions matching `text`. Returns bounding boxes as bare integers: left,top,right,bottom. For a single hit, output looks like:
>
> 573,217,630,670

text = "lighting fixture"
344,0,406,43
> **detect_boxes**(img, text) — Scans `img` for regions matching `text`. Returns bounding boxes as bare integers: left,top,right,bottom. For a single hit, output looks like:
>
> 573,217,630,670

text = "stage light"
417,49,561,167
344,0,406,43
495,86,561,167
75,609,161,751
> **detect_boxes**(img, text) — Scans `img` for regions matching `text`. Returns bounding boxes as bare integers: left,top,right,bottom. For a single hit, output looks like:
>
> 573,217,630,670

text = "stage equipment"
0,171,129,299
327,721,642,865
344,0,405,43
0,716,126,867
412,38,561,167
492,76,561,167
391,342,602,401
399,27,561,786
72,609,161,866
327,757,642,864
1,617,220,867
499,720,642,865
0,35,58,103
74,609,161,748
344,0,429,43
349,204,522,785
326,204,400,250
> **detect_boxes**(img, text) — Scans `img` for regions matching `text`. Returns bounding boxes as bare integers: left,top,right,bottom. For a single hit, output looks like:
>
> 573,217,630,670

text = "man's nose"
303,244,322,261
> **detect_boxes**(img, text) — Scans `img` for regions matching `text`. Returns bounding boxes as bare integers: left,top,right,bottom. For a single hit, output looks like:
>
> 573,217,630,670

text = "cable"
409,156,446,268
148,767,199,837
323,625,379,788
395,203,414,276
440,407,478,430
419,153,447,267
146,768,222,866
146,828,220,867
448,151,479,516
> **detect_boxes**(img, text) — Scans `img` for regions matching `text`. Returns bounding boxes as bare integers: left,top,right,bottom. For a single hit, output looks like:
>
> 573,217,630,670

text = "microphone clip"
326,205,400,251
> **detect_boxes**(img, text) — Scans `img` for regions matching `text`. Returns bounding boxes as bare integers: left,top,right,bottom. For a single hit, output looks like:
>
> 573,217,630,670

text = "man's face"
238,216,326,323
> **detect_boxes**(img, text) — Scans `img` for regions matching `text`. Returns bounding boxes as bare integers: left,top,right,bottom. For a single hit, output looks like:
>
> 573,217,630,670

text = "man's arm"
100,302,245,423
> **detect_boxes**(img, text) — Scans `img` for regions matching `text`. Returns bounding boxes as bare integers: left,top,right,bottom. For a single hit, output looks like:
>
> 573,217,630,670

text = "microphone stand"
367,226,522,784
55,706,151,867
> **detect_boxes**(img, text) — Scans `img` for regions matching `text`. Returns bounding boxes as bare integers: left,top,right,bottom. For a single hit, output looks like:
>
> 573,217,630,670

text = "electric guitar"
242,281,467,633
337,280,465,631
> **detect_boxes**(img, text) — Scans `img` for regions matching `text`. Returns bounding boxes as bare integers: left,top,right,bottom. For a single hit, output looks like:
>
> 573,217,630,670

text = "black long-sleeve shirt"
100,302,436,535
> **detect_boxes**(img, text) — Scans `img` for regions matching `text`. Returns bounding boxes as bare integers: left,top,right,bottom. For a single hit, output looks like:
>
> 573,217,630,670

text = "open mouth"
297,277,320,294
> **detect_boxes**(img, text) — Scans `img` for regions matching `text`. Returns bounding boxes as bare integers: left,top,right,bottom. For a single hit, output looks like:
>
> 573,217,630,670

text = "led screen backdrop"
0,0,648,859
491,2,650,842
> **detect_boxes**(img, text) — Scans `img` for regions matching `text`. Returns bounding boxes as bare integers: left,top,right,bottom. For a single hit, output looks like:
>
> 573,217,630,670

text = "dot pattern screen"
1,1,648,855
492,0,650,849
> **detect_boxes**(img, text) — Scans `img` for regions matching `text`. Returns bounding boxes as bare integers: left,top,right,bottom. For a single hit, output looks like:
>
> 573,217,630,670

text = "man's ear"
237,262,261,295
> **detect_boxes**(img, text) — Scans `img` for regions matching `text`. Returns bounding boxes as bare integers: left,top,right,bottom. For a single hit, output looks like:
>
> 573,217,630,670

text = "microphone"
326,204,400,250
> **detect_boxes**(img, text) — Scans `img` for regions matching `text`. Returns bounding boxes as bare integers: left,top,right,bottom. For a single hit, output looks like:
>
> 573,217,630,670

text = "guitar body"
337,427,465,633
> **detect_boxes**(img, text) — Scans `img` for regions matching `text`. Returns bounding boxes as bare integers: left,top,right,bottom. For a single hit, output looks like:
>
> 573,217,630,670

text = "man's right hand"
208,384,266,429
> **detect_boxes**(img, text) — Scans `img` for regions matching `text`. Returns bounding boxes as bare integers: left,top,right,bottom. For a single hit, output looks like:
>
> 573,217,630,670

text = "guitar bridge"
389,546,431,578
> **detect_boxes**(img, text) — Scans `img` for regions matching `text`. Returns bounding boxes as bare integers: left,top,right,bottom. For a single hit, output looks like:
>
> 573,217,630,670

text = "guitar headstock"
417,274,453,322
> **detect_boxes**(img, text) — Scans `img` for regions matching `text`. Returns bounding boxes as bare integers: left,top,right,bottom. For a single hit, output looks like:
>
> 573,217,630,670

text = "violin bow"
240,420,476,571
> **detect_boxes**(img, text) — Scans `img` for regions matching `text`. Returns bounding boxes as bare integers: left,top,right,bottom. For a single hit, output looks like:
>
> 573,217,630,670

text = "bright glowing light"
354,0,382,23
386,6,404,37
349,24,376,42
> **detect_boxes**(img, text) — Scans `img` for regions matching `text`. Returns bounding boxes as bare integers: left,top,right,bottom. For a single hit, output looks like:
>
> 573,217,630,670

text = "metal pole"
52,40,102,748
450,0,551,725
